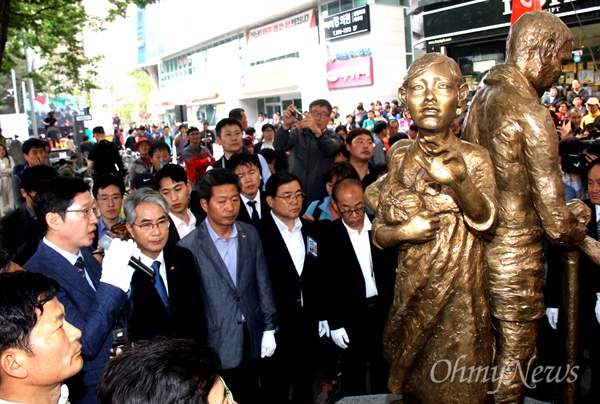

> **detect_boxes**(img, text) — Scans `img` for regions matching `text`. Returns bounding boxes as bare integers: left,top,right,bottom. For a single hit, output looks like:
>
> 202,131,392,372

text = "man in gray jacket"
274,99,342,202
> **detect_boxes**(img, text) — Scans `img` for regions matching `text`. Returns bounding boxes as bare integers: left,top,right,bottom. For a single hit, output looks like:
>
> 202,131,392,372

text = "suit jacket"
177,220,277,369
257,215,320,332
237,191,271,225
0,206,40,265
24,241,127,403
319,218,397,333
127,244,206,342
167,212,203,248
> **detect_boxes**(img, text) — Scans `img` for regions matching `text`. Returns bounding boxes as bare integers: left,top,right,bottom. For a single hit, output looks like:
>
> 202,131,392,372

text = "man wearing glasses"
258,172,321,404
24,176,138,402
275,100,343,202
123,188,206,343
319,178,397,398
91,174,126,250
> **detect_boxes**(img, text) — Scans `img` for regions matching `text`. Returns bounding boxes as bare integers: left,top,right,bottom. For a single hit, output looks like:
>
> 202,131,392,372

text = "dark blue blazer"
24,241,128,403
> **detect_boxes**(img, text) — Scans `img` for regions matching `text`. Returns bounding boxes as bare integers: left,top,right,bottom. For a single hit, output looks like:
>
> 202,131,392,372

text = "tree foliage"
0,0,156,94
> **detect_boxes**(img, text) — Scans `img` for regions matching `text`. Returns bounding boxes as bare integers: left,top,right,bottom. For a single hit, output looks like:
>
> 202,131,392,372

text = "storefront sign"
328,48,371,62
324,5,371,40
326,56,373,89
422,0,598,45
246,9,317,62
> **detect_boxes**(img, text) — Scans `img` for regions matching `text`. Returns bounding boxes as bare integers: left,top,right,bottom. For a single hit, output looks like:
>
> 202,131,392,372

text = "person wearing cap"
87,126,125,180
582,97,600,129
129,137,153,186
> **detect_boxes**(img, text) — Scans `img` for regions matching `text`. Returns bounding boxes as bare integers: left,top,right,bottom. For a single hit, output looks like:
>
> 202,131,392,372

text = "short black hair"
197,168,240,202
245,127,256,137
323,162,360,184
148,141,171,158
309,99,332,114
409,123,419,132
261,123,275,133
228,108,245,121
187,126,200,135
0,271,59,356
0,249,12,273
258,148,276,165
92,174,125,198
265,172,302,198
346,128,373,145
227,151,260,172
331,178,364,203
155,164,189,188
92,126,105,134
21,165,57,194
178,124,187,131
34,177,90,235
374,121,387,135
22,138,46,155
586,155,600,176
215,118,242,138
97,338,221,404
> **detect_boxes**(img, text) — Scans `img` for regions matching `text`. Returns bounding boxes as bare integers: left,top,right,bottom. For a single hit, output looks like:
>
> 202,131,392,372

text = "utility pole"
23,30,38,138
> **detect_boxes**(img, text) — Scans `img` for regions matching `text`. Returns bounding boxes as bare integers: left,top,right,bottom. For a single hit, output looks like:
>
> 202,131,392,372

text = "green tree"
0,0,156,94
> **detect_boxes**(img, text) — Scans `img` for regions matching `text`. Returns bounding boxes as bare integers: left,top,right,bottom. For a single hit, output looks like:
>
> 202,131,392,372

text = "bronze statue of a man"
463,11,588,403
366,53,498,403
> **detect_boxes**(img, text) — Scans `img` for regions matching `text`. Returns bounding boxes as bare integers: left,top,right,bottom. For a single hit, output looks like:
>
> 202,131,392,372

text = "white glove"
261,330,276,358
546,308,559,330
331,327,349,349
100,239,138,292
596,293,600,325
319,320,330,338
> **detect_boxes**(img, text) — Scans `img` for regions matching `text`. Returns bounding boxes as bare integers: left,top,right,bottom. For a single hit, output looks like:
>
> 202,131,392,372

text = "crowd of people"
1,16,600,404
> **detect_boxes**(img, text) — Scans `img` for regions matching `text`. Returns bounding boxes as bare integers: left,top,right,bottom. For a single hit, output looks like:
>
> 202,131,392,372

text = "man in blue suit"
24,177,138,403
177,168,277,404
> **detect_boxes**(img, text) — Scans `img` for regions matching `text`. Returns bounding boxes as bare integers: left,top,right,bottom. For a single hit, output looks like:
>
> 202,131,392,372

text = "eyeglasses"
339,206,366,218
274,192,305,204
65,208,94,219
310,111,330,118
96,195,122,205
132,219,170,233
219,376,235,404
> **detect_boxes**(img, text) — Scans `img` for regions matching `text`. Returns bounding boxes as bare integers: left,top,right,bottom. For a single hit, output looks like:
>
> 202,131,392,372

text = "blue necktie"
247,200,260,223
152,261,170,314
74,256,86,278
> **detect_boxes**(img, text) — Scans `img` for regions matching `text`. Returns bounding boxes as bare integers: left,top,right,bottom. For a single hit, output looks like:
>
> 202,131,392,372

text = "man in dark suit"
0,165,57,266
200,120,216,155
155,164,203,246
177,168,277,404
123,188,206,343
320,178,396,398
228,152,270,225
257,172,321,404
209,118,271,188
24,176,138,403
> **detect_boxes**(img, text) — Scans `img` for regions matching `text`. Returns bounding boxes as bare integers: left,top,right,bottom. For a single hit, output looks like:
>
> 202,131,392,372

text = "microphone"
98,235,155,278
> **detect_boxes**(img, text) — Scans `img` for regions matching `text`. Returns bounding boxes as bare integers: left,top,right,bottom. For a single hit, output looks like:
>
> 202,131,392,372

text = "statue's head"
399,53,468,134
506,11,573,95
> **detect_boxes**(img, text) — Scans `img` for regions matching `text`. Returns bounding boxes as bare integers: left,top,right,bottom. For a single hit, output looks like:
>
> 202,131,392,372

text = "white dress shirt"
169,209,197,240
271,211,306,305
241,190,263,220
139,250,168,295
342,215,378,298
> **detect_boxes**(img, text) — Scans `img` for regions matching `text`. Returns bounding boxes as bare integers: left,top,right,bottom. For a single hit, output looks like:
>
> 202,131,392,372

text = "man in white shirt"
228,152,270,226
0,271,82,404
319,178,397,398
155,164,203,246
122,188,206,343
257,172,320,403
